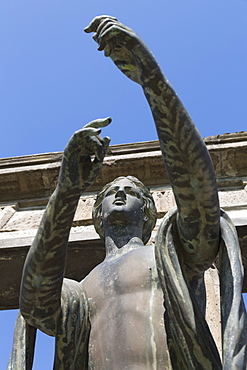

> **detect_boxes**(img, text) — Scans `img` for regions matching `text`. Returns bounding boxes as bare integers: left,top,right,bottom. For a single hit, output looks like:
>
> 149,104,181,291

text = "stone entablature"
1,132,247,309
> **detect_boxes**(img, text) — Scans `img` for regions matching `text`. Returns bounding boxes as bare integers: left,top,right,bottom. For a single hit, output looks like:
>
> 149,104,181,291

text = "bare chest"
83,245,159,309
81,245,168,368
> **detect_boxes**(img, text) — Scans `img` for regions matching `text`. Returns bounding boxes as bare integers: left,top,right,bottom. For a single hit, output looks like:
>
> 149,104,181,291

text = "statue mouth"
113,198,126,205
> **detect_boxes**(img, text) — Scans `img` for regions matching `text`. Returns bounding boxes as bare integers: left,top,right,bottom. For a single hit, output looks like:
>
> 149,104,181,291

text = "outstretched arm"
85,17,220,275
20,118,111,335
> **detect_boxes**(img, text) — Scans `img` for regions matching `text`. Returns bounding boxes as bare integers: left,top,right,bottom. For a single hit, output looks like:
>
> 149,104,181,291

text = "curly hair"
92,176,157,245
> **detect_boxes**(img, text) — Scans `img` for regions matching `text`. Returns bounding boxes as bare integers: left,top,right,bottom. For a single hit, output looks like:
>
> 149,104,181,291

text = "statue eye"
128,189,137,197
105,188,116,197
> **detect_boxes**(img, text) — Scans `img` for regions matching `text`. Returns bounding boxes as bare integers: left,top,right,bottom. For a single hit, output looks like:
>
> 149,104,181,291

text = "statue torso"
81,244,171,369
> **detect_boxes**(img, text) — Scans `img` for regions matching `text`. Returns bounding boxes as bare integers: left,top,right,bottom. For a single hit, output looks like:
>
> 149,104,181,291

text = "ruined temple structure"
0,131,247,315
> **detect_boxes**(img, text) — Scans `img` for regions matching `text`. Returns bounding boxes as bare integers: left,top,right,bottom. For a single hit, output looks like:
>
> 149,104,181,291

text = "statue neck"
104,224,144,258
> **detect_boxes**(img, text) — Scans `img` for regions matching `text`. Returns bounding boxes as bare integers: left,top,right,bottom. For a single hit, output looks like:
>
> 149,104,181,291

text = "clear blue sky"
0,0,247,368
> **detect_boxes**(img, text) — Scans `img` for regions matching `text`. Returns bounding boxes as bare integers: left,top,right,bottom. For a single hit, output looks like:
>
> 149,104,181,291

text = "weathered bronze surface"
8,16,247,369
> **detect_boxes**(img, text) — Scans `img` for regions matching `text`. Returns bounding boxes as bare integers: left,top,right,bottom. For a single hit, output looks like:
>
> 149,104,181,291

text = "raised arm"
85,17,220,275
19,118,111,335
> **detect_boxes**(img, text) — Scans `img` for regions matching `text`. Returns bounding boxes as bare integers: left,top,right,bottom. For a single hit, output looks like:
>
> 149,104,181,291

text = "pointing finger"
84,117,112,129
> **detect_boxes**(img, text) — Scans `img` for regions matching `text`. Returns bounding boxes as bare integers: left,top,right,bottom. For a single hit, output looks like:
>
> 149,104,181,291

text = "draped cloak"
7,209,247,369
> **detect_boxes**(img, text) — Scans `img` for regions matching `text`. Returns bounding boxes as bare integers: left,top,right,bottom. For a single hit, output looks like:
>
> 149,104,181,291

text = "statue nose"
115,188,126,199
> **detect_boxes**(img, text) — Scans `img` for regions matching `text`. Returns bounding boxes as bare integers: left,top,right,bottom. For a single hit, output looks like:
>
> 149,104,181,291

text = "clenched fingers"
84,15,118,34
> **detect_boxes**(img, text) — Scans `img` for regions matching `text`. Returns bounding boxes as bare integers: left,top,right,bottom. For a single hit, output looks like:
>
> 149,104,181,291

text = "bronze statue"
8,16,247,369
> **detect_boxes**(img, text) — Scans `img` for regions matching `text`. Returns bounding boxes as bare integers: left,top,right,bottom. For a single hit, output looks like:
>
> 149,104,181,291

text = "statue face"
101,178,144,227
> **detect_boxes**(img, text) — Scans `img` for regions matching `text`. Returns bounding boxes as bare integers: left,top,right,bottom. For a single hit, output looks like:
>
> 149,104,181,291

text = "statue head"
92,176,157,245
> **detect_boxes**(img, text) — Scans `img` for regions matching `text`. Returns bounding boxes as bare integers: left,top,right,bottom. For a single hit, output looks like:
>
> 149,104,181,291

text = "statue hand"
58,117,111,194
85,16,156,85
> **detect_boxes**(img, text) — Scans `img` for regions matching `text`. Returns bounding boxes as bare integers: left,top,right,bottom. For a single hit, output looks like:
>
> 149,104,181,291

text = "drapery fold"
155,207,247,369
